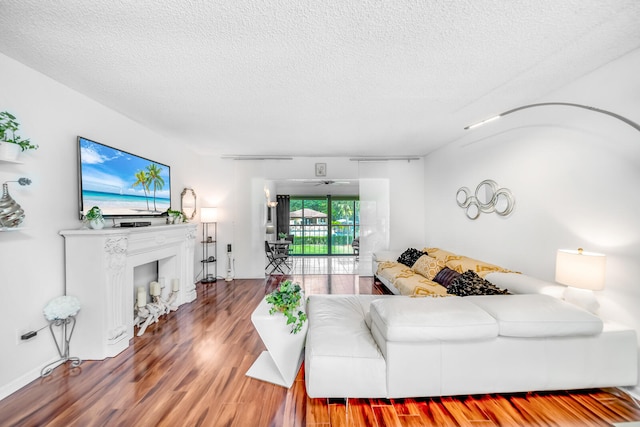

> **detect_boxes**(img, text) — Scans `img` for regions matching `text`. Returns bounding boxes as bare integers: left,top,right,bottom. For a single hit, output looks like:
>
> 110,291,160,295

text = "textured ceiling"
1,0,640,157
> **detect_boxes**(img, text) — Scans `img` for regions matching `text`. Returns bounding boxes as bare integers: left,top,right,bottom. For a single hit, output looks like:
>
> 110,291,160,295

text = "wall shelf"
0,227,24,232
0,158,23,164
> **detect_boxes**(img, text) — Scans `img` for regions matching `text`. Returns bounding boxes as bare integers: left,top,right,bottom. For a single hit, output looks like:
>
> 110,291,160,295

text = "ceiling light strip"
349,157,421,162
221,155,294,160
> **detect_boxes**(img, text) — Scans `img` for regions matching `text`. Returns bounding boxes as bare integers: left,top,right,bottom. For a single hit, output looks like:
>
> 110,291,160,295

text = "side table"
245,297,308,388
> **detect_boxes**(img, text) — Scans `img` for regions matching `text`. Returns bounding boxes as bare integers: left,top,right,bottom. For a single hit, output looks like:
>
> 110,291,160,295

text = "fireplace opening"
133,261,158,307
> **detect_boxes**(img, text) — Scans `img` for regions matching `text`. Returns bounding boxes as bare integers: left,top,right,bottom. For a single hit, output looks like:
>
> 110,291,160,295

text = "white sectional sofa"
305,263,638,398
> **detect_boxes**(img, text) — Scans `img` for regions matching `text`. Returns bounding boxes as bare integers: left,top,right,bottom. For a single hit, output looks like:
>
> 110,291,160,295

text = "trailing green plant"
0,111,38,151
265,280,307,334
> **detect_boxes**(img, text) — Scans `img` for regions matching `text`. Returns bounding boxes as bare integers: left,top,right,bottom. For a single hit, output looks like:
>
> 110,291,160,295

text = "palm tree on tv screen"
132,170,151,211
145,163,164,212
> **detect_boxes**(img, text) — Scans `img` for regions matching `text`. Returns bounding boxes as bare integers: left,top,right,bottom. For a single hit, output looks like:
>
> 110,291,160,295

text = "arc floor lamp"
465,102,640,133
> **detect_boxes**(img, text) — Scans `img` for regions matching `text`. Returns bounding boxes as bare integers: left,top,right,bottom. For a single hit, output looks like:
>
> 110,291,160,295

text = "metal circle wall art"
456,180,515,220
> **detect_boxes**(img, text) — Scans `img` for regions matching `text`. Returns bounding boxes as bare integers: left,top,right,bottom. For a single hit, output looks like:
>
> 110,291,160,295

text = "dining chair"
265,240,288,275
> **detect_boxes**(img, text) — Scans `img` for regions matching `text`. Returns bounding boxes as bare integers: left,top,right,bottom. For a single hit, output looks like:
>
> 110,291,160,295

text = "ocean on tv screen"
82,190,171,216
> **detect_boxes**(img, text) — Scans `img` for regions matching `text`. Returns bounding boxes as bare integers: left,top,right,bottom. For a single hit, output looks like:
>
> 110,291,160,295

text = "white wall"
0,53,206,399
424,48,640,394
357,159,426,275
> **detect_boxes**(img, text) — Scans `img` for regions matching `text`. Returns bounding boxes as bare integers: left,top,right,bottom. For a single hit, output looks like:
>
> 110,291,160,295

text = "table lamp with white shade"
555,248,606,313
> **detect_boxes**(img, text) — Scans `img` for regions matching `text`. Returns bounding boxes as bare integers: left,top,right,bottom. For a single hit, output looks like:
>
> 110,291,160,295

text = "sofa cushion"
306,295,389,398
448,270,510,296
484,272,566,298
411,255,445,280
370,297,498,342
393,275,448,297
444,255,511,277
423,247,458,263
374,250,402,262
467,294,603,337
433,267,461,288
397,248,427,267
307,295,388,358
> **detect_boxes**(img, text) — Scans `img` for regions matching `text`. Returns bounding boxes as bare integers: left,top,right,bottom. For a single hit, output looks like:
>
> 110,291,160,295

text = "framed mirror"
475,180,498,212
494,188,515,216
456,187,472,208
465,202,480,220
181,188,197,220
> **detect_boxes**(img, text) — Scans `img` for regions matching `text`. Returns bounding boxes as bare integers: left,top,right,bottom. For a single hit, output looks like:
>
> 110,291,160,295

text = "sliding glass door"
289,196,359,256
330,198,359,255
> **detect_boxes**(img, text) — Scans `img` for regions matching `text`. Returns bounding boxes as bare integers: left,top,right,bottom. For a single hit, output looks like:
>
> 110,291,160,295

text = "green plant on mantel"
84,206,105,229
0,111,38,151
166,208,185,223
265,280,307,334
85,206,103,221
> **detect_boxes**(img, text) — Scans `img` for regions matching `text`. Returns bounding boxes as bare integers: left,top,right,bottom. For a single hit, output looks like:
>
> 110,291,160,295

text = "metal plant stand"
41,317,82,377
41,295,82,377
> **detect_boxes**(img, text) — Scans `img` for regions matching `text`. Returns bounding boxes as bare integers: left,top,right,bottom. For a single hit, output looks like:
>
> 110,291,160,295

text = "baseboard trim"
0,357,56,401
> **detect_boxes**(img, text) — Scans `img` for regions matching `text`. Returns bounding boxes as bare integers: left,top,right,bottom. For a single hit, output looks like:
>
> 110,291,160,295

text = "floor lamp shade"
201,207,218,223
555,249,606,291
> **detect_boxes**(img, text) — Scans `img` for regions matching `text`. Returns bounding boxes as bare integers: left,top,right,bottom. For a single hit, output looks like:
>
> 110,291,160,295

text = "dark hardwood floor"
1,275,639,426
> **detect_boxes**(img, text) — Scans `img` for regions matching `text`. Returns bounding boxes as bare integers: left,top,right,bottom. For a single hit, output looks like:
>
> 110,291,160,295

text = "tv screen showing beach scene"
78,136,171,218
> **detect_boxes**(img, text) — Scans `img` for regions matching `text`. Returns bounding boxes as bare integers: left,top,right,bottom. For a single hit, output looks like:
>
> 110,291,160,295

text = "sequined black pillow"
447,270,510,296
397,248,427,267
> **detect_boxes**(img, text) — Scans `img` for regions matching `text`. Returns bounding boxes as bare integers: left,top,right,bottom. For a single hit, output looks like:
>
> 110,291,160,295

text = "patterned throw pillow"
397,248,427,267
445,256,511,277
433,267,461,288
447,270,510,296
411,255,445,280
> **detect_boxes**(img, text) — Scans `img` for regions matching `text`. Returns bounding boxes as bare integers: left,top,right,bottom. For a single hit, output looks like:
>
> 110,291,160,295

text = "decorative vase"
0,142,21,162
0,183,25,227
89,218,105,230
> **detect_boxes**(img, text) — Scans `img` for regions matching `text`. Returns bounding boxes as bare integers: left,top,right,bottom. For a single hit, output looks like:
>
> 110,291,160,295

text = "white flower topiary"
43,295,81,321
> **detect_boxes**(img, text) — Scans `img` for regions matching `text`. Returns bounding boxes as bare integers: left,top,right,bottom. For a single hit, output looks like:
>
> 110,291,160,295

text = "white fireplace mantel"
60,223,197,360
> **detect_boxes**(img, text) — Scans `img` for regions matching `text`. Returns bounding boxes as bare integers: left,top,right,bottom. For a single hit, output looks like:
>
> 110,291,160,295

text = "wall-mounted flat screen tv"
78,136,171,219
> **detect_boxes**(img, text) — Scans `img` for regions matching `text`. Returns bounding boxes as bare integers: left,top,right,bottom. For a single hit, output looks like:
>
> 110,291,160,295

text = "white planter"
0,141,21,162
88,218,105,230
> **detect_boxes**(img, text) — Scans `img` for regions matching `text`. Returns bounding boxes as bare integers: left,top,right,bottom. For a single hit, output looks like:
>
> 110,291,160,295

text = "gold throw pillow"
411,255,445,281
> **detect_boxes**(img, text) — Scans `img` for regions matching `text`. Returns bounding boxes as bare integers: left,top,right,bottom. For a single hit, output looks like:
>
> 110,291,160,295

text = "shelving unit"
201,221,217,283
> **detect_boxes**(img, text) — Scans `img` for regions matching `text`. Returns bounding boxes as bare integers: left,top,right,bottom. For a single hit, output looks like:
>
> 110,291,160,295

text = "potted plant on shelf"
85,206,105,230
0,111,38,161
265,280,307,334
